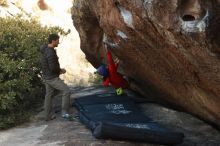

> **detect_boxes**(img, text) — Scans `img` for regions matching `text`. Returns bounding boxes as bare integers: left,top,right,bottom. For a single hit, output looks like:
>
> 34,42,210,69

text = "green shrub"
0,15,66,129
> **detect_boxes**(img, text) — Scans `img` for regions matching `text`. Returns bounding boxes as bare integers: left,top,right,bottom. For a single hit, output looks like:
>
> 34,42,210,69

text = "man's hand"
114,58,120,64
60,68,66,74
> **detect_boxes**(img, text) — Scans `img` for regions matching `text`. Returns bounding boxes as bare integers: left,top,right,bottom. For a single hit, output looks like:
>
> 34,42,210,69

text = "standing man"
41,33,71,121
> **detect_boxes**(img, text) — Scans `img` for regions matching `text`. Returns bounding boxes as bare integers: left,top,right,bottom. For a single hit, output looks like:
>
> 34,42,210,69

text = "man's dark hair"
48,33,59,43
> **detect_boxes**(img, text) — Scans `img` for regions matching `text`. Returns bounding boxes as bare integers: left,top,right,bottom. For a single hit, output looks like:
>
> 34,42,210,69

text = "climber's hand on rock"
60,68,66,74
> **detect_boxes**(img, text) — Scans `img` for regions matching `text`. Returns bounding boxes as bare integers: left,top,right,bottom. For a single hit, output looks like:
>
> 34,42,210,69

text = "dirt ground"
0,86,219,146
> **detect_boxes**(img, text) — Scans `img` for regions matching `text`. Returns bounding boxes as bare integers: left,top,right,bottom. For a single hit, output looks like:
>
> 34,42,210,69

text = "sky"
0,0,96,86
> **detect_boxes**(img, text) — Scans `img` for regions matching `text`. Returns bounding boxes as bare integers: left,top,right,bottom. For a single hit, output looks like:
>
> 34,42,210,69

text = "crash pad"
74,93,184,145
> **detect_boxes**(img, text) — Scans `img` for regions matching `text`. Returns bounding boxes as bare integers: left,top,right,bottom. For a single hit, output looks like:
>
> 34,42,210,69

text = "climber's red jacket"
103,50,129,89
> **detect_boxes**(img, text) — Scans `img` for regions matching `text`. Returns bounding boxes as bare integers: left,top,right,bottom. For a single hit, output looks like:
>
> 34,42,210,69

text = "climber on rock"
96,43,129,95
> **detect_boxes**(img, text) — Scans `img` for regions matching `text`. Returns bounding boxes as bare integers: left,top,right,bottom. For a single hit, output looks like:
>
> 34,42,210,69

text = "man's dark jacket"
40,44,61,80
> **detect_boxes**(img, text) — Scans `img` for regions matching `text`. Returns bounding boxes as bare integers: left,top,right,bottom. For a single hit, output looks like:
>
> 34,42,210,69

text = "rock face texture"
71,0,220,127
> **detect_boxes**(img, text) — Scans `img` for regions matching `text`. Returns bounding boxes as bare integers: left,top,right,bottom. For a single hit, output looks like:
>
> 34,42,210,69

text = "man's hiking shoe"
74,115,80,119
62,113,76,121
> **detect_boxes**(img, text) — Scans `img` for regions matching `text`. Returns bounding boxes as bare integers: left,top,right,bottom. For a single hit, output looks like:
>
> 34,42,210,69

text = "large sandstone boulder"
71,0,220,128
